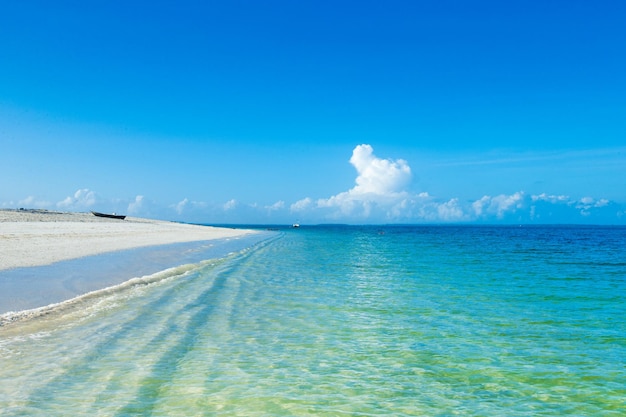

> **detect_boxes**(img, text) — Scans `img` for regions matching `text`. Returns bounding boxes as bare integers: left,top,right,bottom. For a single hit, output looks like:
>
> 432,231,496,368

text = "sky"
1,0,625,224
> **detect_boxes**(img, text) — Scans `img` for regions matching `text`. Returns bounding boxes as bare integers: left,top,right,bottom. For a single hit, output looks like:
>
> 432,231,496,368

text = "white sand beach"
0,209,253,271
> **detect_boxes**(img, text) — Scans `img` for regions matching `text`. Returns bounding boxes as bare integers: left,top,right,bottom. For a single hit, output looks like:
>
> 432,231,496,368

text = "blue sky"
1,0,625,224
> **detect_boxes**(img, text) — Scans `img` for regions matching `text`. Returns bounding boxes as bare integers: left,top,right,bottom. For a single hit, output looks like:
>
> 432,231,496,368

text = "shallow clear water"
1,225,625,416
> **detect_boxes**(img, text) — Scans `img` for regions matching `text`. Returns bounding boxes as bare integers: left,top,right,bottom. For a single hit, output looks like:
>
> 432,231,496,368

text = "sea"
0,225,624,416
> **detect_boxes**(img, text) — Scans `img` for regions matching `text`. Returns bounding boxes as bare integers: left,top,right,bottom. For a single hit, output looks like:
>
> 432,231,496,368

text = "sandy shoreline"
0,209,253,270
0,209,260,321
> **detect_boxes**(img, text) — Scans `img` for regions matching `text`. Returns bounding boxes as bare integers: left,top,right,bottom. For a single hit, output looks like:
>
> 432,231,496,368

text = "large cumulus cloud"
315,144,412,219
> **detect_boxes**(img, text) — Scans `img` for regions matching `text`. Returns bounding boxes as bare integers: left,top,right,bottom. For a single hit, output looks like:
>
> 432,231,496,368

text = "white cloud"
127,195,144,214
291,197,313,212
174,198,189,215
595,199,609,208
316,144,412,219
437,198,469,221
0,196,51,209
471,192,525,219
579,196,594,205
57,197,73,207
16,196,52,208
171,198,209,215
223,199,237,211
266,200,285,211
531,193,569,203
575,196,610,215
492,192,525,218
57,188,97,209
349,144,411,194
472,195,491,217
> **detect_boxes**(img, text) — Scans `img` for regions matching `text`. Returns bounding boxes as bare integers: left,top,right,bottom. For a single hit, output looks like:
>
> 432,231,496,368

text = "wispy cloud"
429,147,626,168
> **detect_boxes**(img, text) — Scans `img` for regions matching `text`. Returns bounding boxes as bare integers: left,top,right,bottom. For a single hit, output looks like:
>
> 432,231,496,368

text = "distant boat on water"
91,211,126,220
292,223,300,228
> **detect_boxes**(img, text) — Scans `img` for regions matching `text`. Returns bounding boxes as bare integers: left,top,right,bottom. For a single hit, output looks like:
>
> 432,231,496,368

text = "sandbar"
0,209,253,270
0,209,261,319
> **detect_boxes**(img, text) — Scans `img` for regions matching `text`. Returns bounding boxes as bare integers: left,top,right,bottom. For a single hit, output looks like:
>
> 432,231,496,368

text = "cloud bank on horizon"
3,144,624,224
290,145,622,224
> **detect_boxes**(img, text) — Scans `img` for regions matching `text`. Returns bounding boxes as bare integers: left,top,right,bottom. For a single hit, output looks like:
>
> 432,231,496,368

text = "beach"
0,224,624,415
0,209,258,318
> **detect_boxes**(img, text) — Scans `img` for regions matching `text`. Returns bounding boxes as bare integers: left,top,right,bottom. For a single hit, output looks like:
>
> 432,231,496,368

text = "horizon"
6,207,626,228
2,1,625,225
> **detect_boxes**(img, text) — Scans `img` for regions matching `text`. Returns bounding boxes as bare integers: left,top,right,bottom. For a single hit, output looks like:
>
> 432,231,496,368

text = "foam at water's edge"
1,262,199,327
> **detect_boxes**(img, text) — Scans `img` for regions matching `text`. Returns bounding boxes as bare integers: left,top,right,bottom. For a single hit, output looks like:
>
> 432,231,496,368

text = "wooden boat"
91,211,126,220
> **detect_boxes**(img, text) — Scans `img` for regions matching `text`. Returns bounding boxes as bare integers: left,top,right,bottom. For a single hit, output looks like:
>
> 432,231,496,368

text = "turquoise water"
1,225,625,416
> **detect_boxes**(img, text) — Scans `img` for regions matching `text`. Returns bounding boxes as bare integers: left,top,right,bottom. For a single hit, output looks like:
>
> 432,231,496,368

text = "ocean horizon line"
204,222,626,228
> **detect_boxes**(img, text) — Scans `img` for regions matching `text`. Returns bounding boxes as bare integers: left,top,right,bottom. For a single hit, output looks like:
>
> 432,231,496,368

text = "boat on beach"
91,211,126,220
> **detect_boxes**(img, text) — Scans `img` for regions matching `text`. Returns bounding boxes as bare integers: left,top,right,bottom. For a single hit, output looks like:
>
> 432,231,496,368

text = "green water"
1,226,625,416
